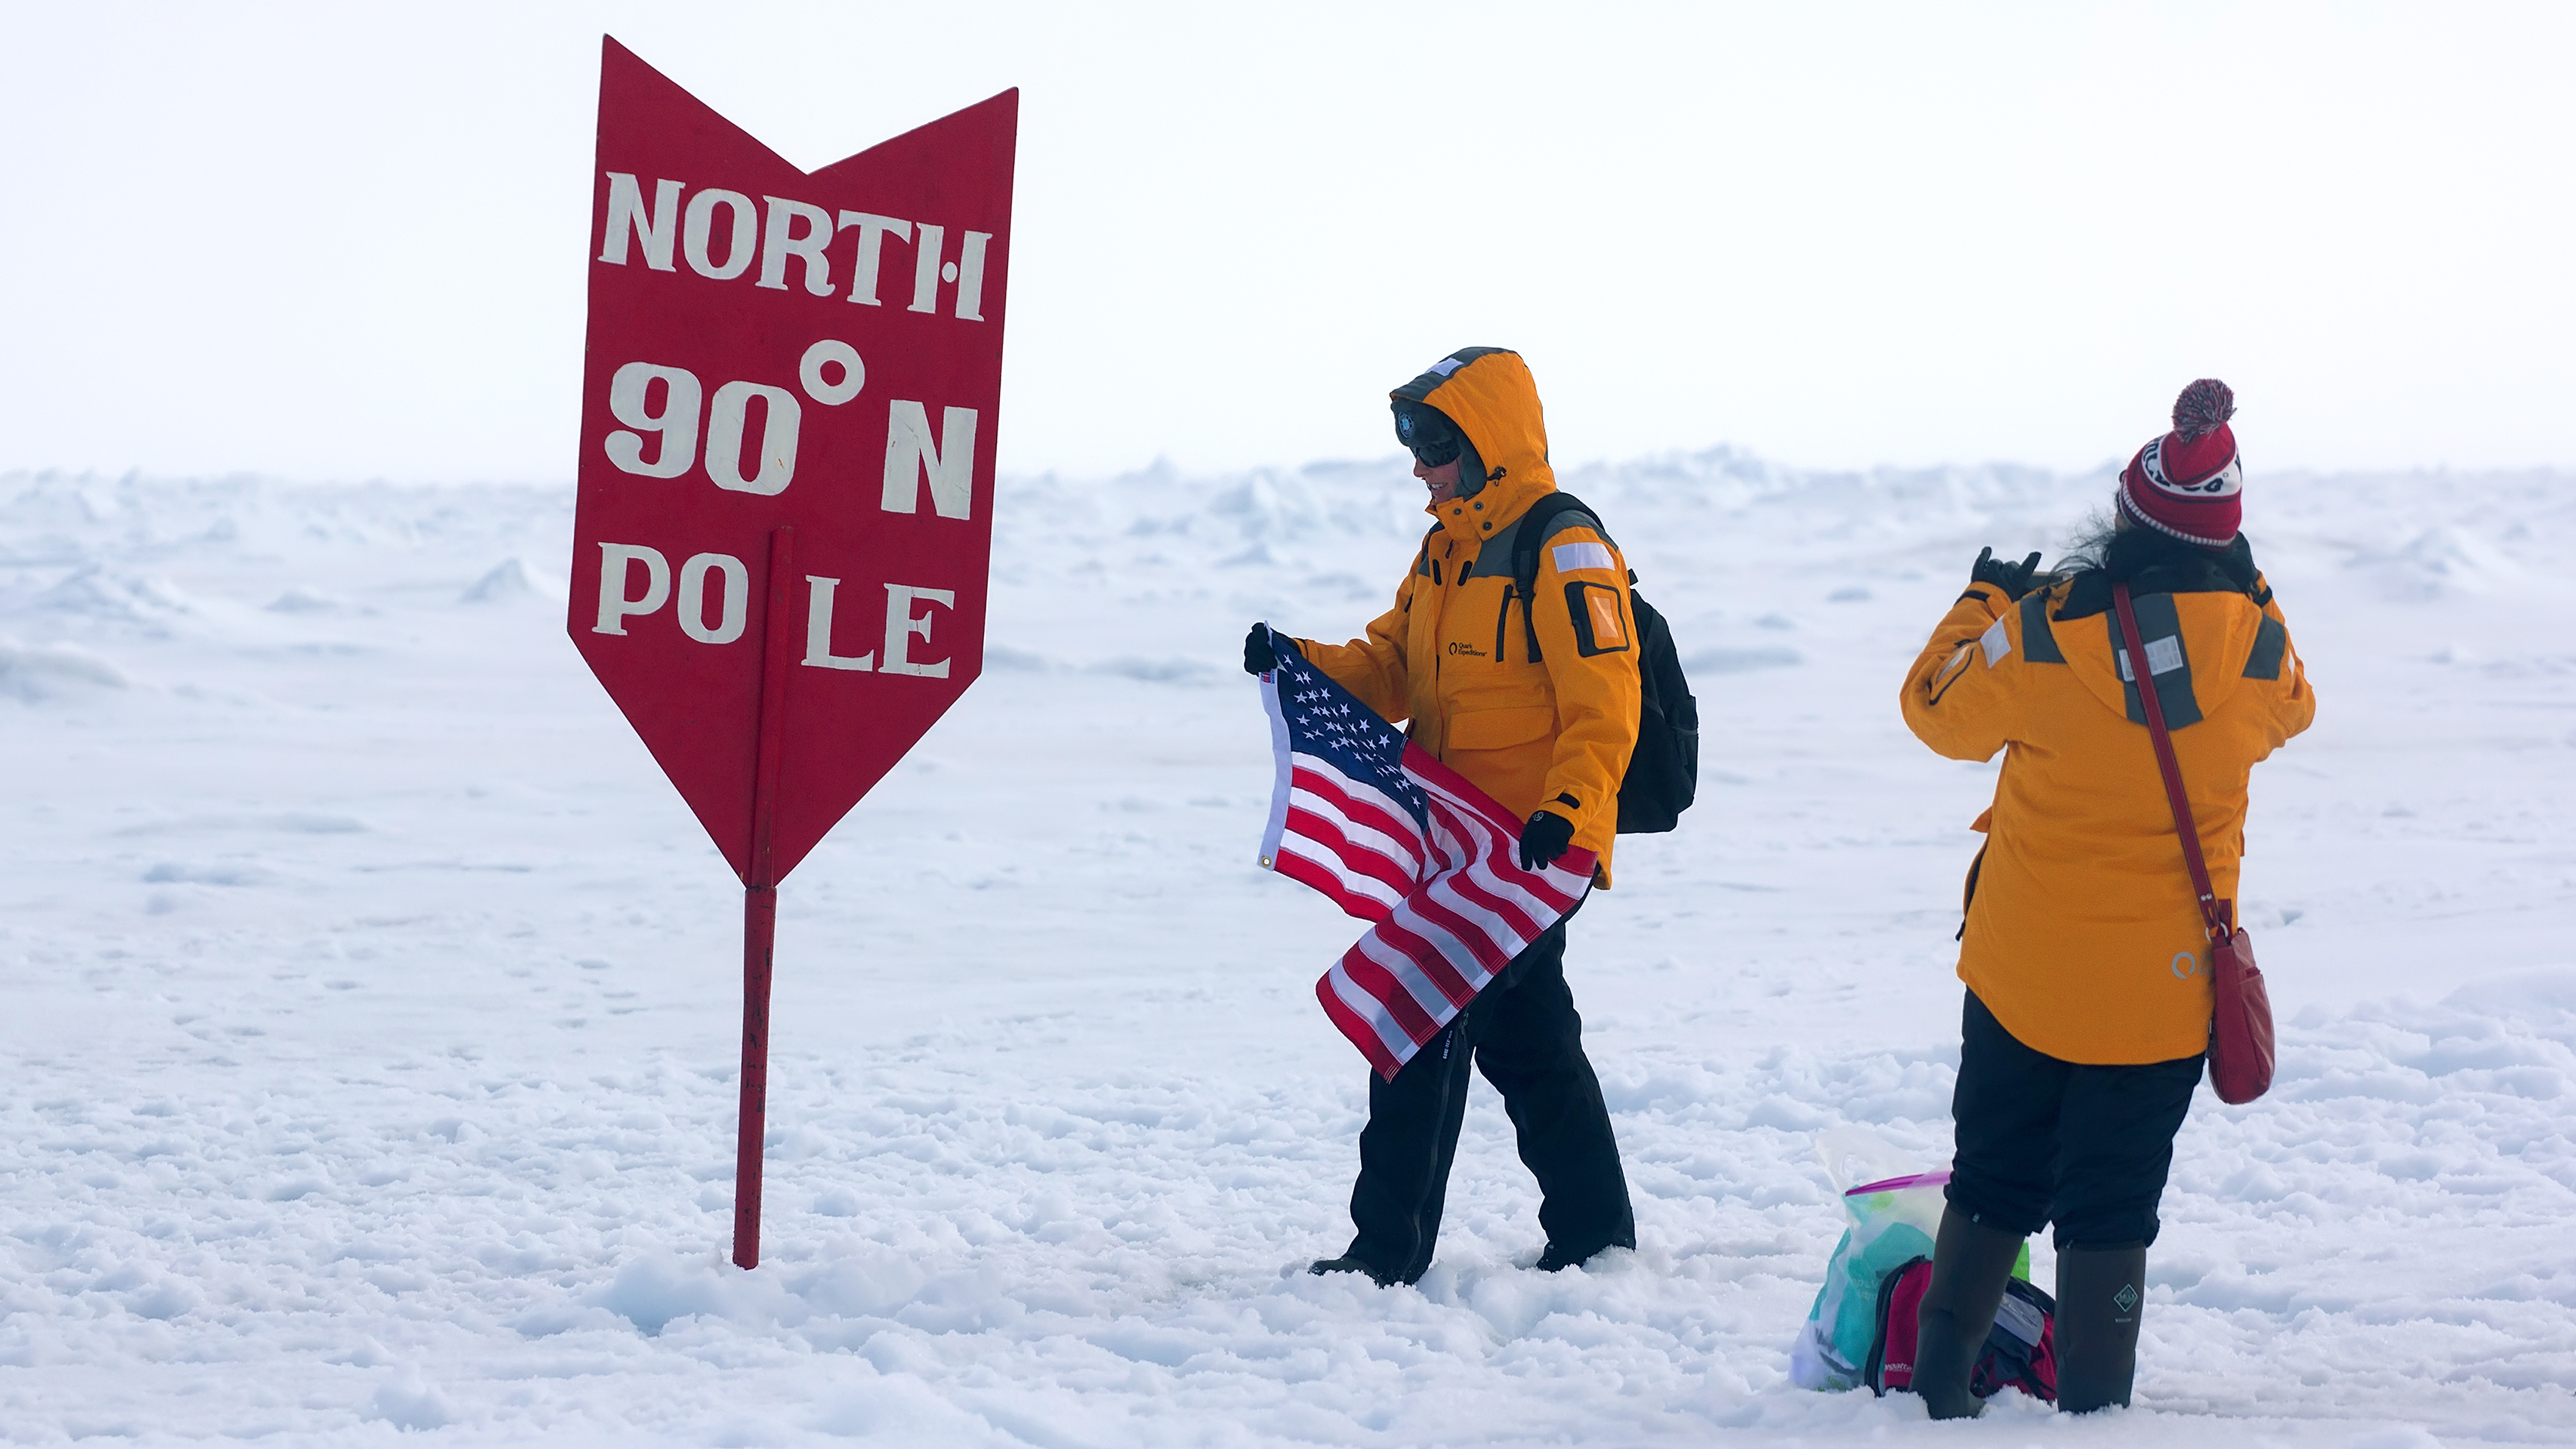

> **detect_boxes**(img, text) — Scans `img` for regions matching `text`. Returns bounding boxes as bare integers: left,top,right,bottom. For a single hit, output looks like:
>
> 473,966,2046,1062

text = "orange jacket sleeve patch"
1588,590,1624,646
1564,581,1630,656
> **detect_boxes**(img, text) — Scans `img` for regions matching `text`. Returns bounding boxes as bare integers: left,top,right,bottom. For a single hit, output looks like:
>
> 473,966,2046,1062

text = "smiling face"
1414,454,1464,504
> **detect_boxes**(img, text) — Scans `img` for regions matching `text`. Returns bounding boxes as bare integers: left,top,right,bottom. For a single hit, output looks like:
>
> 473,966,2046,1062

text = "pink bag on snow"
1865,1255,2059,1404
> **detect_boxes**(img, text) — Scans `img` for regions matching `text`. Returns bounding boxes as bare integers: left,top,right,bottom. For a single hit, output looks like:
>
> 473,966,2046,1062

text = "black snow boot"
2055,1244,2147,1413
1534,1235,1630,1273
1308,1254,1398,1287
1913,1208,2025,1420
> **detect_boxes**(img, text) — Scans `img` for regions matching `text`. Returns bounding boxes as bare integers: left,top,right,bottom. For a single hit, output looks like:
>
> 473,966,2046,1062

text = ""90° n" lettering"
602,341,974,517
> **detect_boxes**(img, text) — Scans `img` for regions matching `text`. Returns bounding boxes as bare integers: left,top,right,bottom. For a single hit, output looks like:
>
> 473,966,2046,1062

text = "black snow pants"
1945,990,2204,1249
1342,918,1636,1283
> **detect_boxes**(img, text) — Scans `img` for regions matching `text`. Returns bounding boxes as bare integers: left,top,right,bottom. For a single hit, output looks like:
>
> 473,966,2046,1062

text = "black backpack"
1504,492,1698,834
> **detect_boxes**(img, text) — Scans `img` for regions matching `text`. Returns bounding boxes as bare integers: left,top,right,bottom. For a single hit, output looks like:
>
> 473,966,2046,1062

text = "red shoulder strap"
2112,581,2233,943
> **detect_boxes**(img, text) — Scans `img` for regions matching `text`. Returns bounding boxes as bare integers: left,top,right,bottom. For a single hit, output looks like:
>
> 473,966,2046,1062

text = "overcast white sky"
3,1,2569,482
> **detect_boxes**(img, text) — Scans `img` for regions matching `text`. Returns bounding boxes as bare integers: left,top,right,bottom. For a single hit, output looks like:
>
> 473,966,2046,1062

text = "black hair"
2057,507,2260,595
2055,507,2127,576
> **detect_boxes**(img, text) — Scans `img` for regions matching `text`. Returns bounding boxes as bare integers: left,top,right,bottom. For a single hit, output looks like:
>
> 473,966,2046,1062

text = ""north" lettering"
597,172,993,322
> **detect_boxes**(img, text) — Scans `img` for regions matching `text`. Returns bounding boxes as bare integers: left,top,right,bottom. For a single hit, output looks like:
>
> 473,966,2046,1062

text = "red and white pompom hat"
2118,379,2242,547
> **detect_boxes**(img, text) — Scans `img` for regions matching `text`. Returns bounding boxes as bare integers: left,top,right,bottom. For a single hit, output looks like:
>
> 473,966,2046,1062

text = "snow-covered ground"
2,454,2571,1446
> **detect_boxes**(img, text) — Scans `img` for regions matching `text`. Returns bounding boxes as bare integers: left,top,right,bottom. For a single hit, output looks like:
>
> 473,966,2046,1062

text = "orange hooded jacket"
1901,550,2316,1064
1294,350,1643,881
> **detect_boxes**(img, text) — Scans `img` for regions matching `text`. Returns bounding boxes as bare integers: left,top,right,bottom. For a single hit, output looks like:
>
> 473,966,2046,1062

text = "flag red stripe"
1273,846,1397,923
1405,889,1513,981
1322,955,1419,1066
1405,746,1527,837
1284,802,1416,900
1316,973,1403,1081
1422,797,1543,914
1336,937,1447,1041
1290,768,1427,868
1424,792,1504,863
1444,859,1550,943
1369,914,1481,1008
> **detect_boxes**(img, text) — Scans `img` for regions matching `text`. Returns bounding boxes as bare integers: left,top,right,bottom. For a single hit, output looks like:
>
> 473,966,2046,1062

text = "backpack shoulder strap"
1504,492,1614,661
1405,523,1441,602
1508,492,1614,591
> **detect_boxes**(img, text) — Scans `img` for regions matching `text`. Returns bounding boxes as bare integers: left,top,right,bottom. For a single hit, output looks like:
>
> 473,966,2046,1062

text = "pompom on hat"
2118,379,2243,548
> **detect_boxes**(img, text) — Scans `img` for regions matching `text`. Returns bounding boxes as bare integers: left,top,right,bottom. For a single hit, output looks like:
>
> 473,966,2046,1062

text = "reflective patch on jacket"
1979,617,2011,667
2107,591,2202,729
1552,540,1616,575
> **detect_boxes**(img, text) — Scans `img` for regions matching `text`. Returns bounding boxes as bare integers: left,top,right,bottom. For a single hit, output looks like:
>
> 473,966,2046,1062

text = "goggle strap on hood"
1456,440,1488,498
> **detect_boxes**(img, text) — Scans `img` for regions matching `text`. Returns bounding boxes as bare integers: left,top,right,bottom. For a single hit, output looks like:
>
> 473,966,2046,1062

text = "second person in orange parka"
1896,380,2315,1419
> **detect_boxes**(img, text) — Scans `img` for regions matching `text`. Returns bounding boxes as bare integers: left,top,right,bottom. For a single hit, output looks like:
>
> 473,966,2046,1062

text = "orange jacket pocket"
1445,704,1556,751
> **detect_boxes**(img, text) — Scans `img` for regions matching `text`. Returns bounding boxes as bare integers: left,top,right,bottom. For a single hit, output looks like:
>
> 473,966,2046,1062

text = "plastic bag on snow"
1788,1127,2024,1391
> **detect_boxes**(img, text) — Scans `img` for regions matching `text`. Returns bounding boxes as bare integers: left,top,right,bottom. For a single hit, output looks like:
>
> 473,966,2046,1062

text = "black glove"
1516,809,1575,871
1970,547,2046,601
1245,624,1299,676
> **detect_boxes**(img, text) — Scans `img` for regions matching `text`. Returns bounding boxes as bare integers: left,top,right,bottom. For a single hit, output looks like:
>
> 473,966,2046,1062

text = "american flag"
1258,634,1595,1079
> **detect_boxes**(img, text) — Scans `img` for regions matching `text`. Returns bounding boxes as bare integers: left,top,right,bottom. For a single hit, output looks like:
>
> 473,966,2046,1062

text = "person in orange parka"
1242,347,1640,1287
1897,380,2315,1418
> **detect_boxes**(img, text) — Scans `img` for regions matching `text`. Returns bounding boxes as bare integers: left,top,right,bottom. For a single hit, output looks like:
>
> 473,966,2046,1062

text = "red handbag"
2112,582,2275,1103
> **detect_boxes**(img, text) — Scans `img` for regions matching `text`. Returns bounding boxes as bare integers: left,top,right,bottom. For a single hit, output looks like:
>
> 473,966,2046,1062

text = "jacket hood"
2043,572,2272,728
1392,348,1557,543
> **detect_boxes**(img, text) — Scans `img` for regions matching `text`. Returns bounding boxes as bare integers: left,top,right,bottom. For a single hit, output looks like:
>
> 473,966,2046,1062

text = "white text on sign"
591,543,958,677
604,349,975,516
597,173,993,322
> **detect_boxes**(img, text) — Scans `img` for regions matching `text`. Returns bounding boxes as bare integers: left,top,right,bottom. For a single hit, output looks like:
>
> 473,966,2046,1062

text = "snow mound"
463,556,557,604
361,1374,452,1431
0,635,129,701
263,584,347,613
2352,525,2523,600
1686,644,1805,674
32,564,197,627
141,861,282,887
2441,968,2576,1022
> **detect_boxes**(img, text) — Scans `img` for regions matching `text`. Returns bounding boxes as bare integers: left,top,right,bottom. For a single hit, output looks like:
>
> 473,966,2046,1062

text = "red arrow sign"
567,37,1017,1268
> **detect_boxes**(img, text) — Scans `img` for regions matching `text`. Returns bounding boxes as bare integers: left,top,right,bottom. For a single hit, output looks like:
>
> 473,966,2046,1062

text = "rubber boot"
1914,1208,2025,1420
2055,1244,2147,1413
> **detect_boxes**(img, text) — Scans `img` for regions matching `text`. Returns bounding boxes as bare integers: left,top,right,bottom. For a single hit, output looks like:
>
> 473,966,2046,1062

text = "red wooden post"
733,526,795,1269
733,883,776,1268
